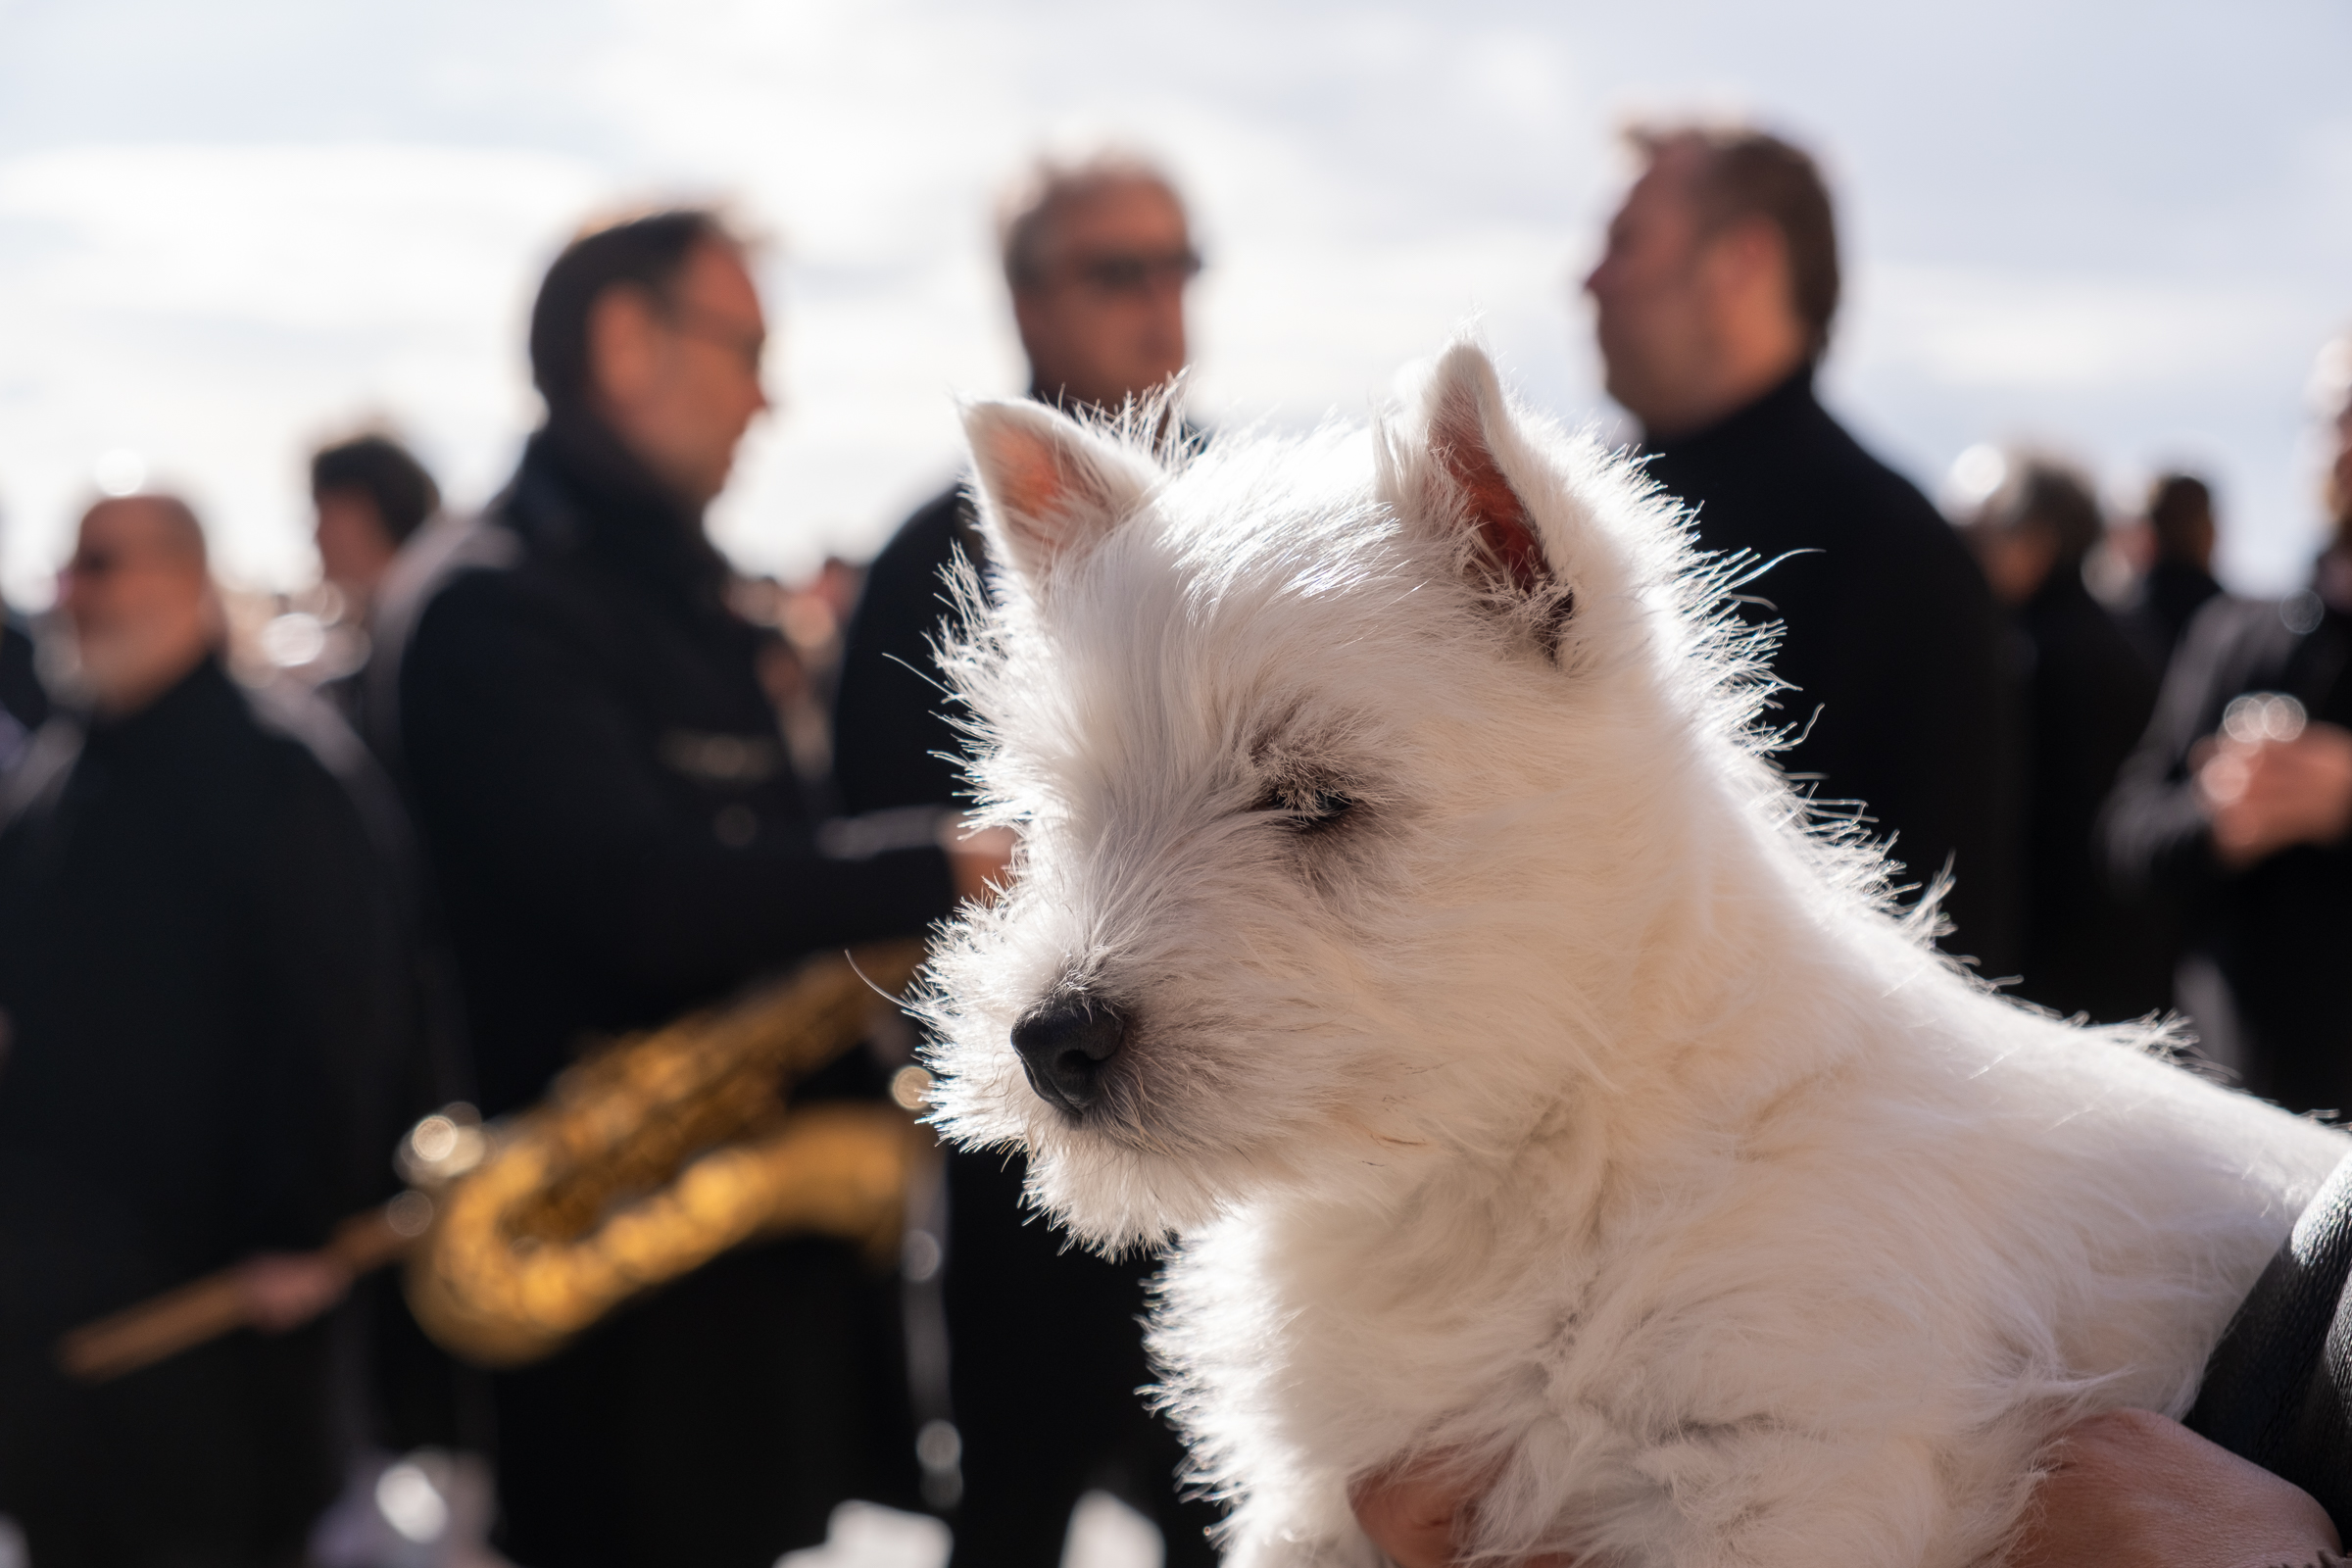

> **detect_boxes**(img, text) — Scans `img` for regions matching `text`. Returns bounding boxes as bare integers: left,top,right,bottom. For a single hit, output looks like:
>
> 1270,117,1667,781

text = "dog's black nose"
1009,996,1128,1112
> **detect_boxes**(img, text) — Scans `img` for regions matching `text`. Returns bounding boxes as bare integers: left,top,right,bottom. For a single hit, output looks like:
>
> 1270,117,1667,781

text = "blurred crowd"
0,121,2349,1568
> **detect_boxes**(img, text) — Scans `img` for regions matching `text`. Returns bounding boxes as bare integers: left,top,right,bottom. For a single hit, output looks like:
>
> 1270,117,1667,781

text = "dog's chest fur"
1163,1017,2341,1566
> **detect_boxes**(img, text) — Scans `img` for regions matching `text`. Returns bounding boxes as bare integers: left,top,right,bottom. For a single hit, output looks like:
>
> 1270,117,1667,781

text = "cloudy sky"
1,0,2347,609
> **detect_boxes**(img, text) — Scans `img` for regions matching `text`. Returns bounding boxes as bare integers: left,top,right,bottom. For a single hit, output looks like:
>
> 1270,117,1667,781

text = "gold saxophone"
57,942,933,1383
400,940,932,1368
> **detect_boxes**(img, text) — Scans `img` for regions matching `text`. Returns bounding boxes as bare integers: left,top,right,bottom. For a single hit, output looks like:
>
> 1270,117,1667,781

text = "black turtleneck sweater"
1644,368,2020,974
2103,580,2352,1113
0,656,411,1560
398,417,956,1566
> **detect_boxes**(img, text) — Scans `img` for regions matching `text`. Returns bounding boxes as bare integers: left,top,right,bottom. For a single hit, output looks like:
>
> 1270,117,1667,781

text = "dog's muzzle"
1009,995,1128,1113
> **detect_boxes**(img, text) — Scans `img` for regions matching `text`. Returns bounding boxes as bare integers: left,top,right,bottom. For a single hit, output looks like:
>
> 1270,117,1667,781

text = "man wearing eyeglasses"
832,154,1221,1568
394,211,1002,1567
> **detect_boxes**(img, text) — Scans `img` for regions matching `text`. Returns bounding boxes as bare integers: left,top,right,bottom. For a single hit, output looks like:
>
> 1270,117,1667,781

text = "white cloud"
1,0,2347,603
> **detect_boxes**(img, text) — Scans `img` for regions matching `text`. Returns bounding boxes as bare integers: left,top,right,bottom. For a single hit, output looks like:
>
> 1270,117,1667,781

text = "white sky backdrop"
1,0,2348,609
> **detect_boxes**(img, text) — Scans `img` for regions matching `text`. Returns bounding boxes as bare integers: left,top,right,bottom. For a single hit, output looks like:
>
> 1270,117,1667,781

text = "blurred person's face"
58,499,217,716
314,486,398,607
589,238,770,510
1584,148,1803,439
1965,520,2059,608
1013,180,1195,412
2167,507,2218,574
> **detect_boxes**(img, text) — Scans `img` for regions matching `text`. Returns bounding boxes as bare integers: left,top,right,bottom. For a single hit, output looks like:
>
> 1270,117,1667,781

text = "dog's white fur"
918,342,2348,1567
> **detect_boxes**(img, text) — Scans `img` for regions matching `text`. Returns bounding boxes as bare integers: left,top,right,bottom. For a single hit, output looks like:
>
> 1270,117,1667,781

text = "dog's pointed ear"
962,399,1152,582
1416,342,1551,595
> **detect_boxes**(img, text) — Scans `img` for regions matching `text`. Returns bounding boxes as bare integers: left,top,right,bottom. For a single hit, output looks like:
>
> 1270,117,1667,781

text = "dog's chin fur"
916,342,2350,1567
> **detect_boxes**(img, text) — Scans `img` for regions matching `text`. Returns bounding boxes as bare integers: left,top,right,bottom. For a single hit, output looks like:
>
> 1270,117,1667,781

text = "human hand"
943,819,1017,906
2012,1408,2340,1568
237,1250,354,1333
1349,1455,1572,1568
2198,722,2352,869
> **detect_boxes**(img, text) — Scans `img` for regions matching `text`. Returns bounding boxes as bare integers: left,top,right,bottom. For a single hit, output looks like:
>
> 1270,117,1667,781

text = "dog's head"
919,340,1778,1247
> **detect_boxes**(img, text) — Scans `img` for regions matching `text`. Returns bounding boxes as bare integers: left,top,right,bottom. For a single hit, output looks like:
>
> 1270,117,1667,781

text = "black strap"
2189,1153,2352,1529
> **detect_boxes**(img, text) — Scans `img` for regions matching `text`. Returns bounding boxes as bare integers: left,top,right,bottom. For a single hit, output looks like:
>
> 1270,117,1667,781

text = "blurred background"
2,0,2347,610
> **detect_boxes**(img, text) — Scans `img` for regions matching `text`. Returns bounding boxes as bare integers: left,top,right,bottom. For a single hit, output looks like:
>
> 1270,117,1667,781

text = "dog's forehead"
1033,475,1435,741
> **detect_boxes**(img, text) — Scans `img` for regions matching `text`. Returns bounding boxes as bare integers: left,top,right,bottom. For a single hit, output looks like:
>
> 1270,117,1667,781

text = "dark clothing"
2124,557,2227,672
2102,586,2352,1115
1644,368,2020,973
834,484,985,816
836,481,1223,1568
2189,1151,2352,1532
944,1152,1218,1568
0,613,46,773
0,658,413,1568
399,416,957,1567
2007,568,2171,1020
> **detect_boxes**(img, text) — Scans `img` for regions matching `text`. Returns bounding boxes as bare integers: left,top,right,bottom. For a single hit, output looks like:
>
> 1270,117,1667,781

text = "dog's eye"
1250,777,1357,829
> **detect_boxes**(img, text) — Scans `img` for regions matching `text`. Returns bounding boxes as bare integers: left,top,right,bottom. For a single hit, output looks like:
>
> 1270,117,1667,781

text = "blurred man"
395,210,1002,1568
1585,124,2018,972
2103,345,2352,1115
2124,471,2227,669
308,433,443,751
0,495,412,1567
831,152,1222,1568
1958,453,2168,1019
313,432,440,615
835,151,1196,811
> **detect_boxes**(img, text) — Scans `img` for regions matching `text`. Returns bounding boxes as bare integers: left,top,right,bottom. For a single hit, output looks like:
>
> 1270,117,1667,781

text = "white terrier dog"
918,341,2346,1567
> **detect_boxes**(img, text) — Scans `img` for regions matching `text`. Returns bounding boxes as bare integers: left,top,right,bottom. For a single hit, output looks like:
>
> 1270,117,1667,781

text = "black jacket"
1645,367,2020,973
0,614,45,773
0,657,413,1565
2006,567,2169,1019
2102,585,2352,1113
401,421,957,1118
399,417,957,1567
834,483,985,817
2124,557,2226,672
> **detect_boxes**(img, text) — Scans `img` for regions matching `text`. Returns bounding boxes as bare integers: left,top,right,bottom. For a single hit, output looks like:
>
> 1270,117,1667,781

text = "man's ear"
962,399,1154,582
1417,341,1551,596
586,283,661,412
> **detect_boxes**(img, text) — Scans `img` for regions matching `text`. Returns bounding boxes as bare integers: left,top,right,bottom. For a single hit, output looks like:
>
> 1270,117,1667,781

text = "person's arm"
2012,1409,2341,1568
403,576,967,1002
2196,724,2352,870
2101,601,2257,903
1348,1411,2342,1568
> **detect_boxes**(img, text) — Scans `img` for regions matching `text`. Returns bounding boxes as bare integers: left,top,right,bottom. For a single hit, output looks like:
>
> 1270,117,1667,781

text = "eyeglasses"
660,300,766,376
1063,248,1203,297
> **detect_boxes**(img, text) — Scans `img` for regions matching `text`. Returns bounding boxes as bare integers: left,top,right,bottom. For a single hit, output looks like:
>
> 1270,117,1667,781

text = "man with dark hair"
0,495,412,1567
1584,123,2018,973
2126,472,2227,668
1957,453,2167,1019
394,209,1004,1566
311,432,441,616
2103,344,2352,1116
831,153,1220,1568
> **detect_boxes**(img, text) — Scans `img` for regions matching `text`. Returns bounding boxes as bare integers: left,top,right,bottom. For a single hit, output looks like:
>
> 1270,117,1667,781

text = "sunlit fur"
917,342,2348,1568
